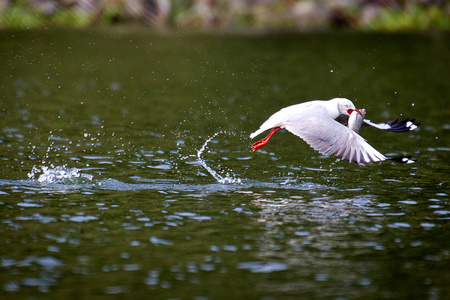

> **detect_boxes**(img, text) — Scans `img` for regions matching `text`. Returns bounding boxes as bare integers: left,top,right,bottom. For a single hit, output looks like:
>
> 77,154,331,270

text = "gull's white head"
322,98,361,119
334,98,357,116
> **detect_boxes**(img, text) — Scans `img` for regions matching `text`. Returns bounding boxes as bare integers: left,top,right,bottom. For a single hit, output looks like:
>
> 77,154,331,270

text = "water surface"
0,29,449,299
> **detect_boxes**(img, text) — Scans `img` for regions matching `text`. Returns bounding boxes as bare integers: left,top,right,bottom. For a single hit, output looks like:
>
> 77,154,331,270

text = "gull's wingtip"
364,117,420,133
389,156,417,164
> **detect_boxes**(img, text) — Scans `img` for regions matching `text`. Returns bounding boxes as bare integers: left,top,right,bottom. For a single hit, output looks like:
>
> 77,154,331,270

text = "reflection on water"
1,29,449,299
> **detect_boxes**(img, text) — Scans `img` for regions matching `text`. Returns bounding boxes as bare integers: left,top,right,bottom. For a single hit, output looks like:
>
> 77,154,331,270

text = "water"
1,29,449,299
195,131,242,184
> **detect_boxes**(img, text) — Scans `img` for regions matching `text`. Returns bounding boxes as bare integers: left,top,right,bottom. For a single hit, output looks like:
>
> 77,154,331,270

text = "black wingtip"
385,117,420,133
389,156,417,164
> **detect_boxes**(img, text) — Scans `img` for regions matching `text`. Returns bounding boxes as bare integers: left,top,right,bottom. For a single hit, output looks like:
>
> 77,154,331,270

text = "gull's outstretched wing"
284,106,387,164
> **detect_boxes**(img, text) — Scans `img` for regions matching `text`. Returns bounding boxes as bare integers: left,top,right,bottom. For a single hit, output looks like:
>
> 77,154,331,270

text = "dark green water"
0,29,449,299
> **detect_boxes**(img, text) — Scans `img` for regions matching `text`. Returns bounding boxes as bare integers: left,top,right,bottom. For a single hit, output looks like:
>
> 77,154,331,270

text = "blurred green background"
1,0,449,31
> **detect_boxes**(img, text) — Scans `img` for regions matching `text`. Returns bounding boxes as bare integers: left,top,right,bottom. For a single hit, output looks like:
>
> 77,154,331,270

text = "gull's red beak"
347,109,363,116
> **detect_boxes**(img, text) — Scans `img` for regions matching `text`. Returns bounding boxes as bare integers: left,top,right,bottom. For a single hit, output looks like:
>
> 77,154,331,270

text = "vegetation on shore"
1,0,449,31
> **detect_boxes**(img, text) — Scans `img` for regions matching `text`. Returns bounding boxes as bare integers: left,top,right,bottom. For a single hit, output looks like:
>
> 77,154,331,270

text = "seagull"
250,98,418,164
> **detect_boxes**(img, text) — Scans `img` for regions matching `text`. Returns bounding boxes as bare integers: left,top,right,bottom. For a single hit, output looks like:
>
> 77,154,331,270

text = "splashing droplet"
196,132,242,184
28,165,95,184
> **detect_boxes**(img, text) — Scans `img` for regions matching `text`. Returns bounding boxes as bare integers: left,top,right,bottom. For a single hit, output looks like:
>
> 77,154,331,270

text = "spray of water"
196,131,242,184
28,165,95,184
27,131,98,184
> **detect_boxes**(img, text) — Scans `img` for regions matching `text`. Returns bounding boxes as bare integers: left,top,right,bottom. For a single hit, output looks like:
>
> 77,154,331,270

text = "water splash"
28,165,96,185
196,131,242,184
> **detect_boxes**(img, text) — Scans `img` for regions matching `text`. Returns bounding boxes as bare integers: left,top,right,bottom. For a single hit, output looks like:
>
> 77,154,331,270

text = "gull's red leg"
252,127,281,152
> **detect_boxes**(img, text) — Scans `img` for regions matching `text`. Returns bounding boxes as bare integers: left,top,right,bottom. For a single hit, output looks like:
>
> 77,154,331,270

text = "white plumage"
250,98,391,164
